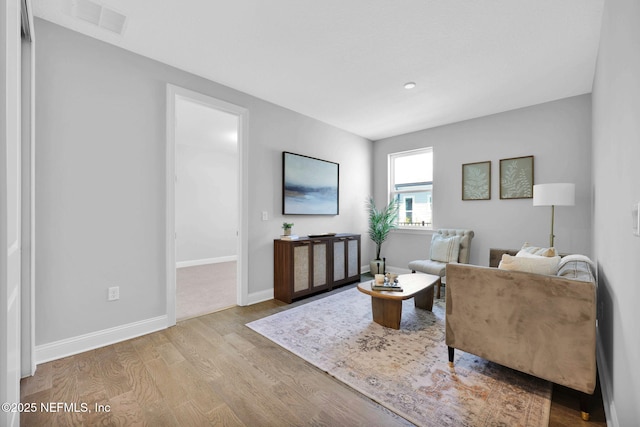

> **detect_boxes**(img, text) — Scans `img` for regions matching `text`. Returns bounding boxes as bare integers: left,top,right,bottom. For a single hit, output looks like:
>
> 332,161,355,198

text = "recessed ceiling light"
404,82,417,90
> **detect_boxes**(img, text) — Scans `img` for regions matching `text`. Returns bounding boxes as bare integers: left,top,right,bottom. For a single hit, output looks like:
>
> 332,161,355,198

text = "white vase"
370,259,385,275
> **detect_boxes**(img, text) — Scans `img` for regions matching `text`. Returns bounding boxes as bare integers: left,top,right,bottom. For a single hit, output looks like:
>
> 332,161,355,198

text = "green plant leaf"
366,196,399,260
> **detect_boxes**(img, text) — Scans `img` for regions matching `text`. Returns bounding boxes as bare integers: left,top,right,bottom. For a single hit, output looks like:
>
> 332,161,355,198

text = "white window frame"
388,147,433,231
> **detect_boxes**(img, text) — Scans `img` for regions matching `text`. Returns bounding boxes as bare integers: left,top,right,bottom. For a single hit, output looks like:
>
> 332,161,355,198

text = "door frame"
2,0,25,425
20,0,35,377
165,84,249,326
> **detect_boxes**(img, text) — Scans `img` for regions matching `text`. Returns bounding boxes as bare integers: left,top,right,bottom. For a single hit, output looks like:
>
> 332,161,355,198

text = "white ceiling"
33,0,605,141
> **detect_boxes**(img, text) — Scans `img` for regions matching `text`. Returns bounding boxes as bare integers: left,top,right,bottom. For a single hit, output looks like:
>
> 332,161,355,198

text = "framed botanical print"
500,155,534,199
462,161,491,200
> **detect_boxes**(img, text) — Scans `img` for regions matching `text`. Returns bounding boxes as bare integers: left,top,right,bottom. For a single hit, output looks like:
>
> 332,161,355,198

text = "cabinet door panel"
293,245,310,292
313,242,327,288
333,241,345,281
348,239,359,277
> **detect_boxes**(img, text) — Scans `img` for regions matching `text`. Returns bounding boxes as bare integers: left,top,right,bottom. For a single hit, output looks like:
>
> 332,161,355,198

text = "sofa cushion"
518,242,558,257
557,255,596,282
516,251,551,259
498,253,561,275
430,234,461,263
408,259,446,276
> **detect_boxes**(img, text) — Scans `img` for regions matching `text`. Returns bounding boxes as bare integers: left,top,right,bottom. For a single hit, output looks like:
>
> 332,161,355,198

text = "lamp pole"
549,205,555,247
533,183,575,249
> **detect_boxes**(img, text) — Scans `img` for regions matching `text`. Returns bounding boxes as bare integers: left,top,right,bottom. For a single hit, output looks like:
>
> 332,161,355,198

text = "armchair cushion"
408,229,474,277
407,259,446,276
430,234,461,263
438,229,474,264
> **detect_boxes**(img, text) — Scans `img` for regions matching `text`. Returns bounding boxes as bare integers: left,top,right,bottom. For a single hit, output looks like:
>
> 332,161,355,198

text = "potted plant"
366,196,398,275
282,222,294,236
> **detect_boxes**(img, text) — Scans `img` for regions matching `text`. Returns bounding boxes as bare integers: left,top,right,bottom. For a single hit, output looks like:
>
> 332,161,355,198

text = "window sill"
391,227,435,236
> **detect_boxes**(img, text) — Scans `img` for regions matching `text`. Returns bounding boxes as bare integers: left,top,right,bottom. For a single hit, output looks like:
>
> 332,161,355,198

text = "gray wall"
373,95,592,269
592,0,640,424
34,19,372,346
175,142,237,263
175,102,238,264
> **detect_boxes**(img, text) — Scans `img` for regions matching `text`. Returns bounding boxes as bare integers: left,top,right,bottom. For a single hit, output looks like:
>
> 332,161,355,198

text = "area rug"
246,286,551,427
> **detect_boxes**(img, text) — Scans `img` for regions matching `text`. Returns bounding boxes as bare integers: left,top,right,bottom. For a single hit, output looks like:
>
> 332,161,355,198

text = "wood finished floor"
21,283,607,426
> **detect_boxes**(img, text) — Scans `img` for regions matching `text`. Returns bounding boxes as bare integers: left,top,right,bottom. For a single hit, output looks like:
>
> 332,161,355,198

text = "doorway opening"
175,98,238,320
166,85,248,326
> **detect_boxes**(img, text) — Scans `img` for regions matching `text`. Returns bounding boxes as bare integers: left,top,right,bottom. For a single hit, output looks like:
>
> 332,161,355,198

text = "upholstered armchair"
408,229,474,298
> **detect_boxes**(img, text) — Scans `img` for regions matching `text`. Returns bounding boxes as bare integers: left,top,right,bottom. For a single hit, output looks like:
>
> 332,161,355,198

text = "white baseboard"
246,288,274,305
596,329,619,427
35,315,168,364
176,256,237,269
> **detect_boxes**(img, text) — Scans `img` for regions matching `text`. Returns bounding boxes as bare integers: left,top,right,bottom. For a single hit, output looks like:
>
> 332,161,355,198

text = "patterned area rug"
247,286,551,427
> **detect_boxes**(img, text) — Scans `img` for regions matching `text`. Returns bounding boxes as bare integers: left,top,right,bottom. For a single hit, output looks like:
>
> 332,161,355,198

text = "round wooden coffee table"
357,273,441,329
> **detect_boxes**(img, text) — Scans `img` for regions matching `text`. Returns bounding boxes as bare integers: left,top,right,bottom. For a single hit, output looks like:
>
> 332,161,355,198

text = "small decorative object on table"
282,222,294,236
307,232,337,238
371,274,403,291
280,234,299,241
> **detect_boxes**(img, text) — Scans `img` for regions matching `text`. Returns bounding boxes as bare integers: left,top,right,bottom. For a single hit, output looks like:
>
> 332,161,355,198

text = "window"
404,197,414,223
389,148,433,228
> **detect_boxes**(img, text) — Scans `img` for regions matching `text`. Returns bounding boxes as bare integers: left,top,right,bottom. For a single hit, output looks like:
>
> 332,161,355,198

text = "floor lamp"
533,183,575,247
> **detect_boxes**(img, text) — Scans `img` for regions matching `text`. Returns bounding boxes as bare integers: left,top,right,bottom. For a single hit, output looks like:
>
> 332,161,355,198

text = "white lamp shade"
533,183,575,206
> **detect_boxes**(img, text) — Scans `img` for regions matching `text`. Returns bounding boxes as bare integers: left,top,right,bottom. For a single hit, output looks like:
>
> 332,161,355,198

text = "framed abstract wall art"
282,152,339,215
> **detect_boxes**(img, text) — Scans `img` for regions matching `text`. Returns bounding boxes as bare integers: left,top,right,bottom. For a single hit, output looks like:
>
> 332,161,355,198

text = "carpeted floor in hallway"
176,261,236,320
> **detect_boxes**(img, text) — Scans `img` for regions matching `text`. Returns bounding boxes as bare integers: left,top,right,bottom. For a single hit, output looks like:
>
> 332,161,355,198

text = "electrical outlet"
262,211,268,221
108,286,119,301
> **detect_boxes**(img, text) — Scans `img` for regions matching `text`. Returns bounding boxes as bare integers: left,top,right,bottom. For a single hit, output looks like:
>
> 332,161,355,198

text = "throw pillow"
516,251,549,259
430,234,461,263
518,242,558,257
498,254,561,275
557,254,596,280
557,254,596,272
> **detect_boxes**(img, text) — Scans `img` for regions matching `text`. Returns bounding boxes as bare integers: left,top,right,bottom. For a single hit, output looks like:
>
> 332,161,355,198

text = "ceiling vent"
72,0,127,36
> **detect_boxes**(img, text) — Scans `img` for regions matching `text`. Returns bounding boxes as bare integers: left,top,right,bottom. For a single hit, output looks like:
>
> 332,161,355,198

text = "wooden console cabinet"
274,233,361,303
